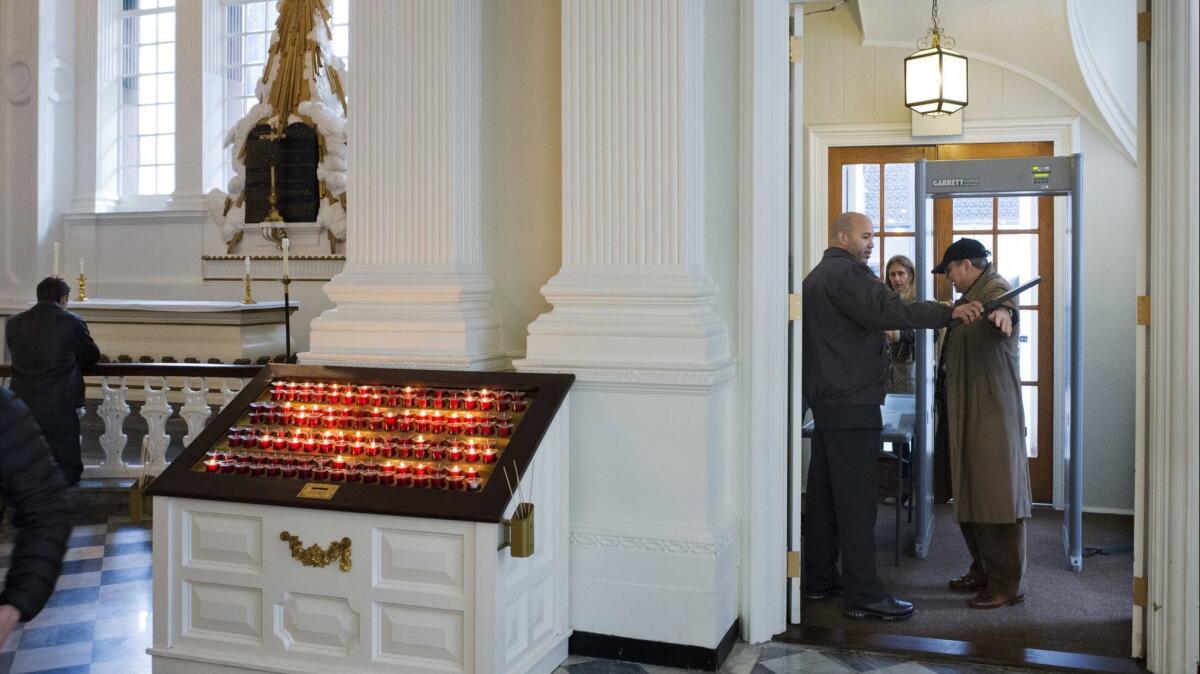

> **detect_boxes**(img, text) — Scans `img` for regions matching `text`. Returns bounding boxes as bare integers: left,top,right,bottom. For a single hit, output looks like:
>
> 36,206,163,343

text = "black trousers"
33,406,83,487
804,416,888,606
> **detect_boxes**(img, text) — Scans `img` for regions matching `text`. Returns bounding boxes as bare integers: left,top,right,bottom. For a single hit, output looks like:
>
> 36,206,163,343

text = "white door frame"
805,118,1077,511
737,0,791,644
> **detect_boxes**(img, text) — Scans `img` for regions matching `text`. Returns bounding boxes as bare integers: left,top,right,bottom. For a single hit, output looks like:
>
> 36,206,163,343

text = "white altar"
69,299,298,363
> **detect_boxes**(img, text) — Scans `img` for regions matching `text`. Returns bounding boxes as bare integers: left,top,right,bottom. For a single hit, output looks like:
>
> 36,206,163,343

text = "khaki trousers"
958,520,1026,596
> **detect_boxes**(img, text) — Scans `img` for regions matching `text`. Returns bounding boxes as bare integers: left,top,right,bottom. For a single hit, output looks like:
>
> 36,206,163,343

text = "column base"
518,268,731,371
301,265,505,370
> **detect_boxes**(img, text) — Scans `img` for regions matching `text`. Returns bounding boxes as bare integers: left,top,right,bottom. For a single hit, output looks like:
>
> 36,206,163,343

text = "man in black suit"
5,277,101,486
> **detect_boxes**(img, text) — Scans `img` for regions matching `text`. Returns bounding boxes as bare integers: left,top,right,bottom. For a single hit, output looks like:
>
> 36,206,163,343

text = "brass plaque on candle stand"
298,483,340,500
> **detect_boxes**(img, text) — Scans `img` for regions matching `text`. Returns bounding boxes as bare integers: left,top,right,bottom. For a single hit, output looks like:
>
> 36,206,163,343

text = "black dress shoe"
844,596,915,622
803,585,843,601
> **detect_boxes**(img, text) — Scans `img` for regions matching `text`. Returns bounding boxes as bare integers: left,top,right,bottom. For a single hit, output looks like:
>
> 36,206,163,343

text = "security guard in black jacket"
0,387,72,647
5,277,101,486
802,212,983,621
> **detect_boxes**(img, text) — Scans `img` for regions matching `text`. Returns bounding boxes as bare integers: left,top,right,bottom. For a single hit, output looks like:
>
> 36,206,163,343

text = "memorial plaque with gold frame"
146,364,574,523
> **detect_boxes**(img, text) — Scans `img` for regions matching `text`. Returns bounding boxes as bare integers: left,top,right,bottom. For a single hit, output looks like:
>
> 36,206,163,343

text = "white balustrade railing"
82,375,252,479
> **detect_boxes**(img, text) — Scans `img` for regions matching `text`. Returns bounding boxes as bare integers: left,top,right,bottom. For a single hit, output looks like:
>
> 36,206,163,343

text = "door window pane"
952,198,993,231
998,196,1037,230
842,164,880,225
996,233,1039,304
1022,385,1038,458
883,163,915,232
1018,309,1038,381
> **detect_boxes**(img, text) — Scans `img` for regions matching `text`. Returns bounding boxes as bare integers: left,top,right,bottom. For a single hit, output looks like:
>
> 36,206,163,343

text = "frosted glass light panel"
905,46,968,116
119,0,176,196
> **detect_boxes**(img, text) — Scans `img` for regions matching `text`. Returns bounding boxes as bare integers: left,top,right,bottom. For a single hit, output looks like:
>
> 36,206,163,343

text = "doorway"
788,144,1135,664
829,142,1054,503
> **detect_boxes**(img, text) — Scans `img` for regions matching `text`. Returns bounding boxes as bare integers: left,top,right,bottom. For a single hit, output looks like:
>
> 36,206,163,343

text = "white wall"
803,6,1137,512
481,0,561,361
705,0,741,362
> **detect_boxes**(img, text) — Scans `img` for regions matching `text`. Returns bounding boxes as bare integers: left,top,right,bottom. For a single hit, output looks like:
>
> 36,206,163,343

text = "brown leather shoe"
947,573,987,593
968,591,1025,609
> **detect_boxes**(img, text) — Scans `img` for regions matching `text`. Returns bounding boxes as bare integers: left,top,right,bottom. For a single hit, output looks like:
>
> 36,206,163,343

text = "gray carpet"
800,504,1133,658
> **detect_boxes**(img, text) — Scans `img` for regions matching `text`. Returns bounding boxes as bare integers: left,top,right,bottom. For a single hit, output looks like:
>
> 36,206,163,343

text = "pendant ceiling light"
904,0,968,116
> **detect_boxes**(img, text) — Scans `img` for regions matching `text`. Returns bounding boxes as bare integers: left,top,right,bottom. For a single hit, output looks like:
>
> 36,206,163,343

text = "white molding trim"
570,518,737,557
806,116,1077,509
515,363,735,393
63,209,209,227
739,0,791,644
1145,0,1200,670
1064,0,1137,162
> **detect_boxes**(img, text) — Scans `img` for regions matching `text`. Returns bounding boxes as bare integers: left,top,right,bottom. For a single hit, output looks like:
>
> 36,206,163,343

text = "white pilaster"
304,0,503,370
169,0,208,210
518,0,737,650
1146,0,1199,671
70,0,120,214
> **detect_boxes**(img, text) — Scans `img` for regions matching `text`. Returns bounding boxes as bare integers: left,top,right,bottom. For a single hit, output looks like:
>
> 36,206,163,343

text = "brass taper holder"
500,503,535,558
76,274,88,302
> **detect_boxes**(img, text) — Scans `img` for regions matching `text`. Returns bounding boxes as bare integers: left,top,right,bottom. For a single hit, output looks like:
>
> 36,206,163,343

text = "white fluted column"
304,0,503,369
518,0,737,652
520,1,729,370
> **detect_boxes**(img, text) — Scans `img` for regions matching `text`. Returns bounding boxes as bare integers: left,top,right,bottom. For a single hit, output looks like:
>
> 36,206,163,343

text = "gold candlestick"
77,273,88,302
242,273,257,304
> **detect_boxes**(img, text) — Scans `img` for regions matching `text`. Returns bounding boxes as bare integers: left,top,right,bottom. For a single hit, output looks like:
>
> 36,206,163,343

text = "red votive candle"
380,461,396,474
249,464,266,477
383,412,397,430
362,470,379,484
204,459,220,472
345,469,361,482
465,448,480,463
257,434,272,449
235,462,251,475
463,395,478,410
319,436,334,454
300,464,316,479
331,455,347,470
227,433,242,448
220,460,236,474
330,468,346,481
448,445,464,462
482,448,497,464
266,464,282,477
429,444,447,461
272,436,287,450
413,473,431,488
303,438,317,453
496,421,513,438
378,471,395,485
394,461,410,476
281,465,297,478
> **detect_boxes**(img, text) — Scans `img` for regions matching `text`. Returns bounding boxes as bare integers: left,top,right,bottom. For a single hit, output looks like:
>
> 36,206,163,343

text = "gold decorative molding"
280,531,352,572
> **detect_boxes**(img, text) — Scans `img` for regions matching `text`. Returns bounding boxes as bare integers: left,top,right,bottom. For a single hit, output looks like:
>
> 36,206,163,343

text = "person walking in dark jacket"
0,387,73,647
802,212,983,622
5,277,101,486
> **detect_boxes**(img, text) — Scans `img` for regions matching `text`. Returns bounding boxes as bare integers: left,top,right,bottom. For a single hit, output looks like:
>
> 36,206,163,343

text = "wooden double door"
830,141,1055,503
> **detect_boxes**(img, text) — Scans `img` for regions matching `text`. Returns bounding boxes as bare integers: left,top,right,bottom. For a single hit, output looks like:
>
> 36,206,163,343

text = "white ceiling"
854,0,1136,159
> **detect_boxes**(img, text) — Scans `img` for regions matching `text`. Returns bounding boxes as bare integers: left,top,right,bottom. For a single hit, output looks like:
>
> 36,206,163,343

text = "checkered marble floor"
0,518,1039,674
0,516,152,674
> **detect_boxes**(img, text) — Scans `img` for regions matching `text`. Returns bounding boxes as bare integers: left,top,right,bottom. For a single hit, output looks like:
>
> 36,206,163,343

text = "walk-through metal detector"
913,155,1084,572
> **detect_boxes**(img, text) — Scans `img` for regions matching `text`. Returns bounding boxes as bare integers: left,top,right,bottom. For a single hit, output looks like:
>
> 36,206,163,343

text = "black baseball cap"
932,238,990,274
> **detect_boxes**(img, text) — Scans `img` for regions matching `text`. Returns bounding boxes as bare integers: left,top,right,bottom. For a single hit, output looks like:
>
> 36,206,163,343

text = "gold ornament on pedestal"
210,0,348,256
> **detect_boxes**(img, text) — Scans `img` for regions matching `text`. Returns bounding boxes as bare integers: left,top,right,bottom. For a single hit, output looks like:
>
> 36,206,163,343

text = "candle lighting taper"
282,238,292,363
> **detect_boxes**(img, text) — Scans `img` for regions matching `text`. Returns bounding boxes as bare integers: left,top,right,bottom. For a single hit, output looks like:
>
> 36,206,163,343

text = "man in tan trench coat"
933,238,1032,609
